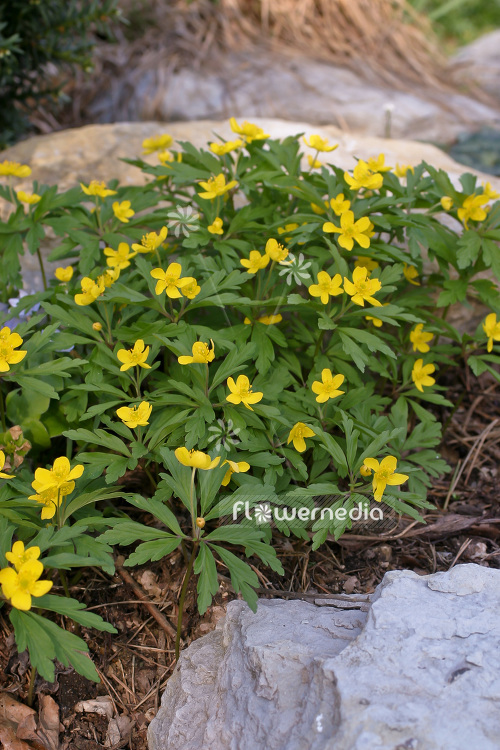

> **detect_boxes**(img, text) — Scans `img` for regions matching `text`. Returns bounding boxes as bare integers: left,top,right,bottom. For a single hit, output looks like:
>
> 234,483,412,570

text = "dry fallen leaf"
0,693,36,727
138,570,162,599
35,696,59,750
0,717,34,750
74,696,113,721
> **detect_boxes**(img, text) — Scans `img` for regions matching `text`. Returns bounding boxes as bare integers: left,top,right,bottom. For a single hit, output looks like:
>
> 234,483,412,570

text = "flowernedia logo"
229,496,395,533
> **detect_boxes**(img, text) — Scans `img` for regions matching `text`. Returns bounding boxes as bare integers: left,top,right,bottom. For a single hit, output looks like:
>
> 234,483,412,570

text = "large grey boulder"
86,49,500,144
453,31,500,104
148,564,500,750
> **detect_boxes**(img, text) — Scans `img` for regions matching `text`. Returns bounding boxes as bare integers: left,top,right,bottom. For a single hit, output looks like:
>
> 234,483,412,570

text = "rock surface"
148,564,500,750
85,49,500,144
453,31,500,104
3,118,500,194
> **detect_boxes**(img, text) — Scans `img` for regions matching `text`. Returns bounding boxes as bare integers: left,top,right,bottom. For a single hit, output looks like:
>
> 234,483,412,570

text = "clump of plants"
0,121,499,678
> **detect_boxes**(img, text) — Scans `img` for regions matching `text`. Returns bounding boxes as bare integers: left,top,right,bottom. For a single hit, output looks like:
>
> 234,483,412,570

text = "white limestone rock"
148,564,500,750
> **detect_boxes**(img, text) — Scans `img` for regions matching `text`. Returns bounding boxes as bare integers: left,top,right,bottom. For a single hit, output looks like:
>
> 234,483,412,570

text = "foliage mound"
0,0,119,147
0,121,499,679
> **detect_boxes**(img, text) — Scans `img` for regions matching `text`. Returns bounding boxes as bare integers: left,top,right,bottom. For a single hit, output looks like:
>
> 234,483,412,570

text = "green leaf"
209,544,259,612
34,595,117,632
456,231,481,269
194,544,219,614
125,537,181,566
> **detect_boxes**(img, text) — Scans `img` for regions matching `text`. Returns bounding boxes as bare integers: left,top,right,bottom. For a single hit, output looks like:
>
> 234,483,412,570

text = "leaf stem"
175,541,198,661
36,249,48,291
27,666,37,707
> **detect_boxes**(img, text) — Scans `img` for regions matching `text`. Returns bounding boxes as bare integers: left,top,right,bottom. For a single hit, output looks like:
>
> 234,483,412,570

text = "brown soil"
0,368,499,749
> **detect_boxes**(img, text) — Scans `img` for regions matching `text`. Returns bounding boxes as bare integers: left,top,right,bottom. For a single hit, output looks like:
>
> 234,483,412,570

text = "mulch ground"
0,367,499,749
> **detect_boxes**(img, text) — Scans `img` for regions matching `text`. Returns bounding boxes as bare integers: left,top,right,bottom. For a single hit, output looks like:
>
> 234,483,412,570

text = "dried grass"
56,0,490,130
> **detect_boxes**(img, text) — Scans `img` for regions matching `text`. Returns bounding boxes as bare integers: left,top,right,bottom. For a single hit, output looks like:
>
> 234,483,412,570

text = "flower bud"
92,322,103,331
196,517,205,529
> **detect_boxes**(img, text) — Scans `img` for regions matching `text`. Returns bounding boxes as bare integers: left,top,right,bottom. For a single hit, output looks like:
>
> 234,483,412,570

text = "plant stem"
175,541,198,661
27,666,36,707
59,569,71,598
0,389,6,432
189,467,197,536
36,249,47,291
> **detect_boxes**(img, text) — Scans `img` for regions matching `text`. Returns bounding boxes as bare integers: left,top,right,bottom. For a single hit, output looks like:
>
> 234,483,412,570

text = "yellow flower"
226,375,263,411
116,401,152,428
74,276,105,306
29,485,68,520
16,190,41,204
210,139,243,155
411,359,436,392
394,163,414,178
483,313,500,353
344,160,383,191
0,327,27,372
365,314,383,327
367,154,392,173
343,266,382,307
158,150,174,164
265,238,288,262
112,200,135,223
482,182,499,201
329,193,350,216
104,242,136,270
359,464,372,477
0,559,52,610
178,340,215,365
277,223,300,243
229,118,269,143
80,180,117,198
55,266,73,282
208,217,224,235
5,541,40,571
99,267,120,288
174,447,221,470
362,456,408,502
323,211,372,251
310,202,326,215
311,369,345,403
355,256,379,272
132,226,168,254
198,174,238,200
308,271,343,305
410,323,434,353
150,262,191,298
117,339,151,371
287,423,315,452
179,278,201,299
303,135,338,153
0,451,14,479
92,322,103,331
257,314,283,325
221,459,250,486
142,134,174,154
240,250,270,274
0,161,31,178
440,196,453,211
307,155,322,169
403,263,420,286
196,517,206,529
457,194,488,228
32,456,84,494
